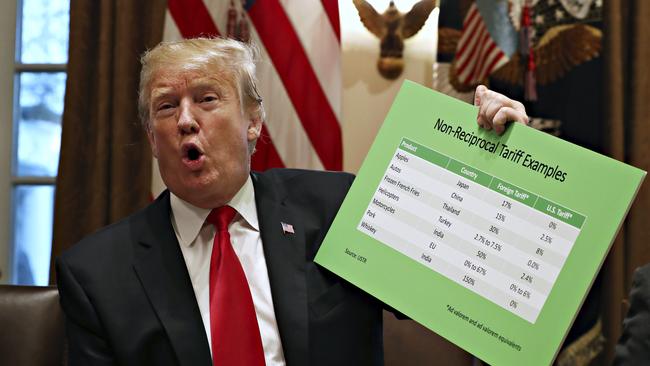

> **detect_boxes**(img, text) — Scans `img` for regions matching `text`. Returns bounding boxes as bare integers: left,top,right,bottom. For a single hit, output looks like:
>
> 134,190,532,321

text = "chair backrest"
0,285,65,366
383,311,473,366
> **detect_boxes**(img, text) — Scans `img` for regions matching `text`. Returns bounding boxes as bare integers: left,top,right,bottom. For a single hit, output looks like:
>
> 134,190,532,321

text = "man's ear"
247,115,263,142
146,125,159,158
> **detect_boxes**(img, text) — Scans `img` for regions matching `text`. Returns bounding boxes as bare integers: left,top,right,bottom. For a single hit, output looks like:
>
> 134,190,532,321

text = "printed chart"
358,138,586,323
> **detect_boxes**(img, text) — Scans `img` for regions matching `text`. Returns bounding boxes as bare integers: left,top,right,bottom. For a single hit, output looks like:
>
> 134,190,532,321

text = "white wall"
340,0,439,173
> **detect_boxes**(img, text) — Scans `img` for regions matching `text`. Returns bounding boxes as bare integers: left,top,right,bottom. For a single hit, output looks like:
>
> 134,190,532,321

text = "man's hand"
474,85,529,135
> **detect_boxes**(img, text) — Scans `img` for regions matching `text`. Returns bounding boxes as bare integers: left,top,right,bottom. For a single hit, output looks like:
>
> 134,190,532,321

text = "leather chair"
0,285,66,366
383,311,474,366
0,285,467,365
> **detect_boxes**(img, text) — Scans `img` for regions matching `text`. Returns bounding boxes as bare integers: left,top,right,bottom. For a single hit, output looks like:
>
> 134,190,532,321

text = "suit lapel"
253,173,309,366
132,192,212,366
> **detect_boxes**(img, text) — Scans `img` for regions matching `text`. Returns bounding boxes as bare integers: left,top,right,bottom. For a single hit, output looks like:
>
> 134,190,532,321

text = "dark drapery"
50,0,166,282
601,0,650,363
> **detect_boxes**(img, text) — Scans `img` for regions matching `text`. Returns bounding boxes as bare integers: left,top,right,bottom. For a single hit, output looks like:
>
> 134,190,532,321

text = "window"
0,0,70,285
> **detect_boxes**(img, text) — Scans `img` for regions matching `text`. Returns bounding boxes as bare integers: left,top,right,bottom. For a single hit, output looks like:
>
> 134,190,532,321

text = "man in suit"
614,263,650,365
56,37,528,365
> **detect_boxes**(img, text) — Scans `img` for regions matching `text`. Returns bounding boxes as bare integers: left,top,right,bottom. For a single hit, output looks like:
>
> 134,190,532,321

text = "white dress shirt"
170,176,286,365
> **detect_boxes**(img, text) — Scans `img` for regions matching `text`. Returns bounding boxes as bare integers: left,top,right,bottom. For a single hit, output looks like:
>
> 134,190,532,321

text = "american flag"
152,0,342,195
453,0,517,86
281,222,294,235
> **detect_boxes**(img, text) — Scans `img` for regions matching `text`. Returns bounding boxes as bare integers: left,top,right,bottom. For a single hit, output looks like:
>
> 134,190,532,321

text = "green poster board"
315,81,645,365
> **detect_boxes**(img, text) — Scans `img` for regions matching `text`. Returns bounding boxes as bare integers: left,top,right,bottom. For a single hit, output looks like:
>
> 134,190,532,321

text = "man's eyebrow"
150,88,176,104
188,79,225,92
149,78,228,105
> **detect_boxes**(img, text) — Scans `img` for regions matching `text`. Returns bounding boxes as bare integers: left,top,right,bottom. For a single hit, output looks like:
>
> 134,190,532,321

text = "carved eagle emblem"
439,1,602,93
353,0,437,79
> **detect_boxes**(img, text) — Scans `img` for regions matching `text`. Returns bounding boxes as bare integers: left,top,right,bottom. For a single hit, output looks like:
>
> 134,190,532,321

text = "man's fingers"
478,93,503,131
476,87,498,129
507,99,528,125
482,95,505,124
474,84,488,106
495,106,529,126
474,85,529,132
492,107,528,135
512,100,527,117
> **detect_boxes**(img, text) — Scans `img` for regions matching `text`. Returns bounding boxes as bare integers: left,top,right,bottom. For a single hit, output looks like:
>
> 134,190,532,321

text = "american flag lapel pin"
281,222,295,235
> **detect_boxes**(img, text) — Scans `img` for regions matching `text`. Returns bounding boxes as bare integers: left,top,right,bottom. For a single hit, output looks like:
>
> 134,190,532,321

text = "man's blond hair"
138,37,265,131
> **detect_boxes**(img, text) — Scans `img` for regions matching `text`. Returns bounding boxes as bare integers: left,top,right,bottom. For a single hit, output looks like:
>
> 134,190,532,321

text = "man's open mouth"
182,143,204,165
187,147,201,161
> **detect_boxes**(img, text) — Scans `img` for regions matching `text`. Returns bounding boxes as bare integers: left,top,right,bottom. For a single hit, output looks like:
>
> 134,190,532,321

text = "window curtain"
601,0,650,363
49,0,166,282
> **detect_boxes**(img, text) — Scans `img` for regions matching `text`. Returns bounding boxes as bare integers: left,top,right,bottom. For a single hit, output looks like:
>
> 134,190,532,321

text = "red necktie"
206,206,265,366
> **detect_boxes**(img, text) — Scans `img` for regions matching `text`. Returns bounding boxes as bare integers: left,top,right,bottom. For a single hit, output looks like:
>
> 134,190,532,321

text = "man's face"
146,67,261,208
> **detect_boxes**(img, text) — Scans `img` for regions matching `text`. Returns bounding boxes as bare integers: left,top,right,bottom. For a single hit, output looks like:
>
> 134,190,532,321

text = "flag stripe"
168,0,220,38
249,23,325,169
167,1,287,170
197,1,326,169
279,0,341,118
453,3,510,85
247,0,342,170
455,15,484,70
320,0,340,41
476,46,501,82
468,35,495,82
457,26,488,78
251,124,285,171
162,10,184,42
473,43,496,82
484,50,508,80
462,3,478,28
164,0,339,173
455,6,480,56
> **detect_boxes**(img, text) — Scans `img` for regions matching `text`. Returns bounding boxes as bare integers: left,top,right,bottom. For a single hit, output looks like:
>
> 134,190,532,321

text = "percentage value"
476,250,487,260
548,221,557,230
509,300,518,309
464,260,488,276
489,225,500,235
509,284,532,299
536,247,545,256
495,213,506,222
540,233,553,244
462,275,475,286
527,260,540,271
474,234,503,252
521,272,534,284
502,200,512,209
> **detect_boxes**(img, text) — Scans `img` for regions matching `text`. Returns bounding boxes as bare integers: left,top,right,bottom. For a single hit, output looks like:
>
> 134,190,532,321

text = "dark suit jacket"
614,263,650,365
56,169,385,366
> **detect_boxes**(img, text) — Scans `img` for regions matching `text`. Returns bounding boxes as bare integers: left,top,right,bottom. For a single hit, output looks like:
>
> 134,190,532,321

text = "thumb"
474,85,488,106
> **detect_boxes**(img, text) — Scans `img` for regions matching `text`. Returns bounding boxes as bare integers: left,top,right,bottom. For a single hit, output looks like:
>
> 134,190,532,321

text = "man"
56,37,528,366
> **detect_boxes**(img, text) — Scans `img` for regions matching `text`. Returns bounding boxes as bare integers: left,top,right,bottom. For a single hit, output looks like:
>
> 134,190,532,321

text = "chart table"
358,138,586,323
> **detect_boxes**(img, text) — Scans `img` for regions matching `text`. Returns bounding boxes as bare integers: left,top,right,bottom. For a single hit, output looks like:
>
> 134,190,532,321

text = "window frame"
0,0,68,284
0,0,18,284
